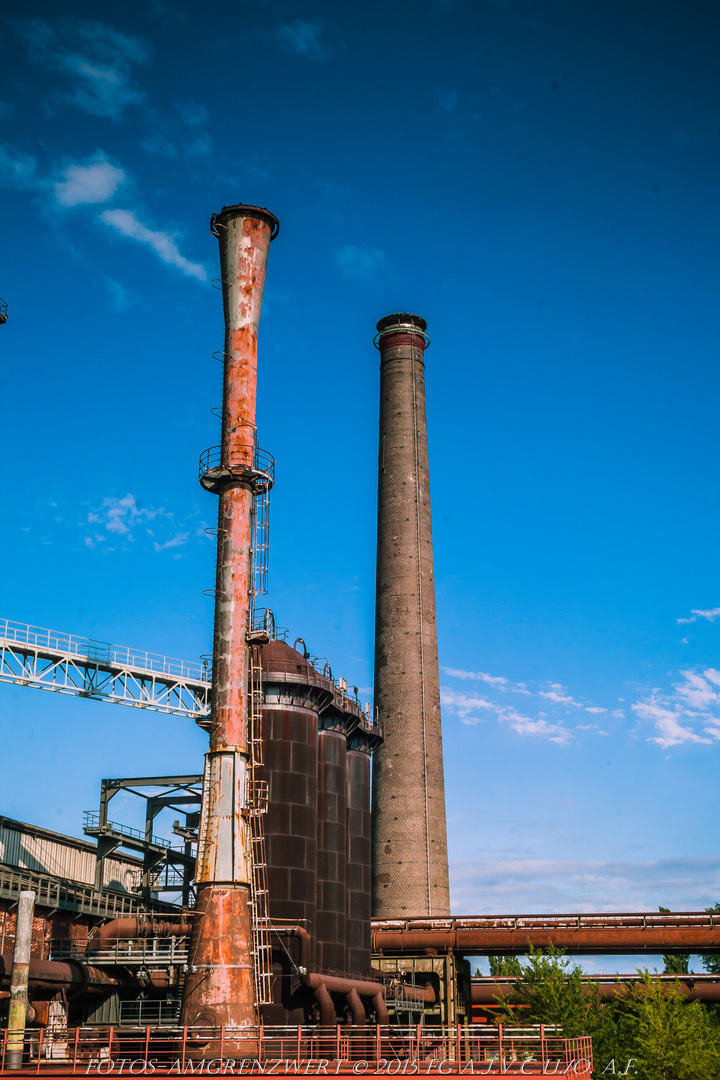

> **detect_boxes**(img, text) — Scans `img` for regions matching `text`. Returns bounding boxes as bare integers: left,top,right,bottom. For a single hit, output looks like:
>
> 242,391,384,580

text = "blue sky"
1,0,720,971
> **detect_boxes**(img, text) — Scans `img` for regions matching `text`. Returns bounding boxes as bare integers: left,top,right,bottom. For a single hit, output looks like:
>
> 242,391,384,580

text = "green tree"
700,903,720,976
488,954,523,977
659,906,690,974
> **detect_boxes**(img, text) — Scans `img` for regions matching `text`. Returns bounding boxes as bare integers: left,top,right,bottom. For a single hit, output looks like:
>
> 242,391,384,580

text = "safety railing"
372,911,720,932
0,1024,592,1075
48,937,189,966
199,444,275,487
83,813,171,850
0,618,211,683
0,863,171,920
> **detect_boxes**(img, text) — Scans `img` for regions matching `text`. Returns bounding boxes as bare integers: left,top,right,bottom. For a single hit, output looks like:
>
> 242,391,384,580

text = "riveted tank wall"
316,721,348,974
346,744,372,976
260,641,332,967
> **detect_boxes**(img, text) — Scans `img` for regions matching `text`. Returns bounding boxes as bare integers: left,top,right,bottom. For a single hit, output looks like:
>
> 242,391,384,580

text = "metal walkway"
0,619,210,720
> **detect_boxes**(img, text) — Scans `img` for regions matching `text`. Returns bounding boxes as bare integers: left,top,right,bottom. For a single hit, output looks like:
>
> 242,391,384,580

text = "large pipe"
182,203,279,1035
87,918,191,951
5,891,34,1069
470,978,720,1005
0,955,130,997
280,928,389,1023
371,313,450,918
371,924,720,955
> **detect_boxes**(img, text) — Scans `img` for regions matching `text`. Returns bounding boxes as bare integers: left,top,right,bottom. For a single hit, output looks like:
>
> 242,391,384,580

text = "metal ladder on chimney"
247,641,272,1006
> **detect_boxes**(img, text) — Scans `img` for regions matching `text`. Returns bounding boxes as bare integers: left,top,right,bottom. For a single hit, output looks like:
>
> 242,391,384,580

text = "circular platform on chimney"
376,312,427,333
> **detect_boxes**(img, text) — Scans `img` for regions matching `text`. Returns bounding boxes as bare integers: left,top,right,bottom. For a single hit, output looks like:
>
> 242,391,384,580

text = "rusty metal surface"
372,314,450,919
471,975,720,1004
316,730,348,975
371,910,720,955
182,887,257,1031
346,750,371,976
182,204,278,1035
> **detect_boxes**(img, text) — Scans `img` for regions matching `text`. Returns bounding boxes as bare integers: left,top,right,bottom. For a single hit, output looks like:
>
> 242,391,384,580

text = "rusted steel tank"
260,640,331,959
346,731,375,976
316,714,348,975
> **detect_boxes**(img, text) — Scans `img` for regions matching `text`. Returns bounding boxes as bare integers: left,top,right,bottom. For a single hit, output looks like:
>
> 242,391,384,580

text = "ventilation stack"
371,313,451,918
181,204,279,1035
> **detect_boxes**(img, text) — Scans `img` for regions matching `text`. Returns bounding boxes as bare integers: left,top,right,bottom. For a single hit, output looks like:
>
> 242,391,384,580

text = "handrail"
0,617,211,683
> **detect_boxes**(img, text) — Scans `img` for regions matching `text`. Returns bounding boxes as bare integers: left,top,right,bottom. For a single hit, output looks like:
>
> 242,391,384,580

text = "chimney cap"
210,204,279,240
376,312,427,334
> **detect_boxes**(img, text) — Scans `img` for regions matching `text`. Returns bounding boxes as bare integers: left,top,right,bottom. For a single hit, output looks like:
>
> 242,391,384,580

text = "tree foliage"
700,903,720,976
491,948,720,1079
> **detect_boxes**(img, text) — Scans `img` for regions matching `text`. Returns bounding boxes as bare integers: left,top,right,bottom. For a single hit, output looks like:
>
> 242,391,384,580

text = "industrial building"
0,203,718,1074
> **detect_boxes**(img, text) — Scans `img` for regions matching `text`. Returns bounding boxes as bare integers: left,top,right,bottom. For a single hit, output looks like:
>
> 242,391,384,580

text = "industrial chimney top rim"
210,203,280,240
375,312,427,334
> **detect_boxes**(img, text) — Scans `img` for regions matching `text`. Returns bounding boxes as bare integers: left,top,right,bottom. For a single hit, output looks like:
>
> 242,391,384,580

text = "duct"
470,979,720,1005
1,954,130,997
280,928,389,1022
182,202,279,1037
371,313,450,919
371,925,720,955
390,981,437,1007
313,983,335,1026
346,987,364,1026
87,918,191,951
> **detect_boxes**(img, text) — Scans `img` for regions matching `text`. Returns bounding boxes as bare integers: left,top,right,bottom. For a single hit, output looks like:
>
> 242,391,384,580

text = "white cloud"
54,153,125,206
333,244,390,281
100,209,207,281
276,19,330,60
442,666,510,689
539,682,584,708
586,706,607,714
153,533,188,552
88,493,162,537
631,667,720,748
13,17,149,119
441,687,571,744
677,606,720,624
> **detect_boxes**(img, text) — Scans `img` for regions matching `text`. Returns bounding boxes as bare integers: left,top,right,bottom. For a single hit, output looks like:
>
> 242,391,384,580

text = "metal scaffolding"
0,619,210,720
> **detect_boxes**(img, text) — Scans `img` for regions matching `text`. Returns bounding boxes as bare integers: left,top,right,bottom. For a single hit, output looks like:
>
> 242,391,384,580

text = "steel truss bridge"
0,619,210,720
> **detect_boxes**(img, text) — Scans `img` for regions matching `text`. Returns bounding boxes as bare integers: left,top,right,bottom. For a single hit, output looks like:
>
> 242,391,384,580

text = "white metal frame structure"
0,619,210,720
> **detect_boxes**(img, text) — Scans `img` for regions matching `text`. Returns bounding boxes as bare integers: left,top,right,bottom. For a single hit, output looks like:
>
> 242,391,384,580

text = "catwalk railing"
0,864,174,920
0,1025,592,1076
0,619,210,720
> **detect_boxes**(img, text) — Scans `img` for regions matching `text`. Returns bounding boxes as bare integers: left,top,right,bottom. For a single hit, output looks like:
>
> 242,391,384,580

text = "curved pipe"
280,927,388,1021
314,982,335,1025
346,987,364,1026
87,918,192,952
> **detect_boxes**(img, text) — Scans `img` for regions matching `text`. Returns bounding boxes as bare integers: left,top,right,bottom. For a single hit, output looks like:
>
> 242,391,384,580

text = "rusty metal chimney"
371,313,451,918
181,204,279,1033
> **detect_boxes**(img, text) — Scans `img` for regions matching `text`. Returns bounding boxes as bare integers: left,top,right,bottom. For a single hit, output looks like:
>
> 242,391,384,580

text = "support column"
6,891,35,1070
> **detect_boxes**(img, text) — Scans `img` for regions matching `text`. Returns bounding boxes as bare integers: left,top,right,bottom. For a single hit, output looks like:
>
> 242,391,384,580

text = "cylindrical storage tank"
261,641,333,965
346,738,373,976
316,714,348,975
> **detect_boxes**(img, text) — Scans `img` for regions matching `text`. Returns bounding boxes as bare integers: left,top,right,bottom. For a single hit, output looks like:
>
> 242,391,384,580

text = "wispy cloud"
333,244,390,281
442,665,531,694
441,687,572,745
0,144,41,191
451,855,720,915
677,607,720,625
87,493,163,537
141,103,212,159
276,18,330,61
12,17,149,119
54,153,125,206
102,276,134,311
631,668,720,748
438,88,459,112
539,682,584,708
100,209,206,281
